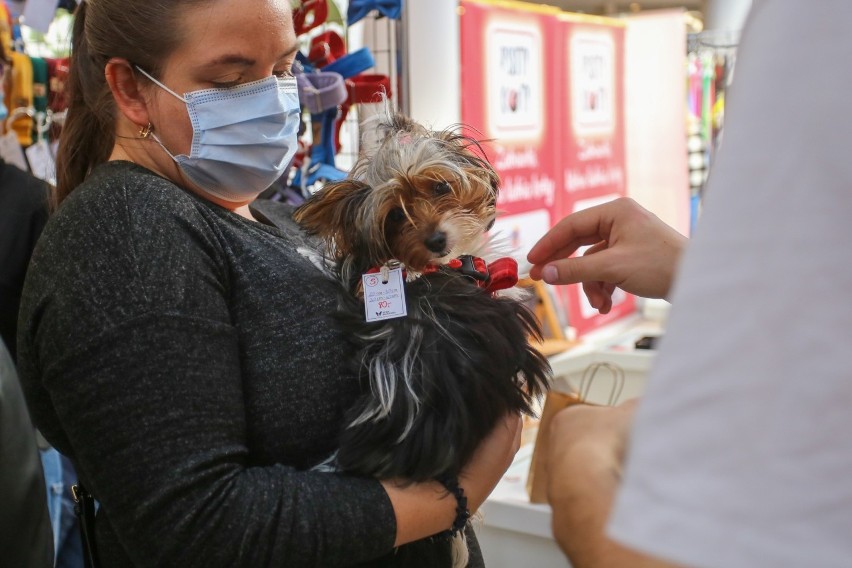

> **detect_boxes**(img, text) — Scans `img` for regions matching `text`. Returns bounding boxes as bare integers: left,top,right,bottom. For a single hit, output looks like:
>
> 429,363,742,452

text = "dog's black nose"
425,231,448,253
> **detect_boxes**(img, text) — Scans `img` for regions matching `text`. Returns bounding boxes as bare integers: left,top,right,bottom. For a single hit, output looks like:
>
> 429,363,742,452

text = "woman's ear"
104,58,151,130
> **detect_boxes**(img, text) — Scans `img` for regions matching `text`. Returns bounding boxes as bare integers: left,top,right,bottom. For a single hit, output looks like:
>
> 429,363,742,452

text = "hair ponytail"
53,0,207,208
54,1,115,207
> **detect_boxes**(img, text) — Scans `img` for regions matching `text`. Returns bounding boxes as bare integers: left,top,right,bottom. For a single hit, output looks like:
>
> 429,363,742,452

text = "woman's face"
142,0,299,189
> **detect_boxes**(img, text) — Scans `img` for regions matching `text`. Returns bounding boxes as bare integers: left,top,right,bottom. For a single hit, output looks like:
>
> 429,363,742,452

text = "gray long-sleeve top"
17,161,409,567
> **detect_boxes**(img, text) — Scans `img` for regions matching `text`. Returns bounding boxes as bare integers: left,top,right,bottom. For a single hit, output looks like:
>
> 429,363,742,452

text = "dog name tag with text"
363,268,408,322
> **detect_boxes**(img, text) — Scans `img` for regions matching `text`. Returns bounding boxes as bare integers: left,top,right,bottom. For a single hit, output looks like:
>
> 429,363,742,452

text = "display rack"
686,29,739,227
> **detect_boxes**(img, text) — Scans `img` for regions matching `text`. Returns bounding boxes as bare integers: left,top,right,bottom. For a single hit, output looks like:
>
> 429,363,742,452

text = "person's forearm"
550,443,679,568
381,479,457,546
383,412,521,546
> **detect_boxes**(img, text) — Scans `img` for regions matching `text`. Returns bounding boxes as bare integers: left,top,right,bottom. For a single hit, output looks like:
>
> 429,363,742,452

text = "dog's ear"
293,180,373,258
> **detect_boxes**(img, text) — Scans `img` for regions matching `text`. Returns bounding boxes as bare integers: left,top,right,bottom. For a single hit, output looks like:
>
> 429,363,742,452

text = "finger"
584,281,615,314
582,281,608,310
529,239,607,280
576,242,612,303
507,412,522,435
527,204,616,264
583,240,609,257
529,264,544,280
527,237,606,270
539,248,617,286
600,282,616,314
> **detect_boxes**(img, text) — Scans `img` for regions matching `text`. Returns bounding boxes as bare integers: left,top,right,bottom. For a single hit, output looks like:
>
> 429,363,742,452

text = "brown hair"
55,0,206,205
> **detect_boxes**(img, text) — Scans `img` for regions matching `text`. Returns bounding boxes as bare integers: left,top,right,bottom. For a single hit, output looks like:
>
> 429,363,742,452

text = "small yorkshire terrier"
295,106,551,567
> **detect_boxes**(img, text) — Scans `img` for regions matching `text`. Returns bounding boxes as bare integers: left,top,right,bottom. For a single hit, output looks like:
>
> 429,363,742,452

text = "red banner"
460,1,560,258
556,15,635,335
460,0,634,336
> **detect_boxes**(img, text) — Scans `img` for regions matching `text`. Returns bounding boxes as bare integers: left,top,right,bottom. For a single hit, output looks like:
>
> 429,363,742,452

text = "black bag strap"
71,483,100,568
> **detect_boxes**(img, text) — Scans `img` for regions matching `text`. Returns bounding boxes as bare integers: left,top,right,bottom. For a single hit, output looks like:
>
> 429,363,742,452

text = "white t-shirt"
608,2,852,567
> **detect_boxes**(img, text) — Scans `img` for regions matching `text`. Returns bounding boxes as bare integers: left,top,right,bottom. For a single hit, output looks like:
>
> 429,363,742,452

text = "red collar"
369,255,518,294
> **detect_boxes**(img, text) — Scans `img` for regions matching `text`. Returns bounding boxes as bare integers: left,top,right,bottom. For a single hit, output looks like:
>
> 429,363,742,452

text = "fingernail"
542,265,557,284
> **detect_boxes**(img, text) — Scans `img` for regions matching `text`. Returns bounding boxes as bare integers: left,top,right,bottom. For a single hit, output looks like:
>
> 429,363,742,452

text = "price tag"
26,140,57,186
362,267,408,322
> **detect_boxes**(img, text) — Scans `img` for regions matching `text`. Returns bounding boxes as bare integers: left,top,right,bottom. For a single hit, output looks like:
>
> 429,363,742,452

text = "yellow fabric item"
0,2,12,58
9,52,33,146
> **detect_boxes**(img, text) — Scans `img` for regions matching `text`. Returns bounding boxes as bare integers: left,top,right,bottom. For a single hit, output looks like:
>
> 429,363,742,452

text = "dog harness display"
309,31,347,68
296,71,347,114
293,0,329,35
347,0,403,26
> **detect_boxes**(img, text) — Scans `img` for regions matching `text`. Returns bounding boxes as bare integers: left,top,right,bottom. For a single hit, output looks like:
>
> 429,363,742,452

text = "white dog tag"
363,267,408,322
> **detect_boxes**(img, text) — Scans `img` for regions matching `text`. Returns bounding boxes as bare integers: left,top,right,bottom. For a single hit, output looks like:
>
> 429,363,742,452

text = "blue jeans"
40,448,83,568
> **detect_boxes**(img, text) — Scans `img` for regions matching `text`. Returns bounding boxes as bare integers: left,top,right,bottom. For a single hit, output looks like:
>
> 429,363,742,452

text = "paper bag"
526,390,586,503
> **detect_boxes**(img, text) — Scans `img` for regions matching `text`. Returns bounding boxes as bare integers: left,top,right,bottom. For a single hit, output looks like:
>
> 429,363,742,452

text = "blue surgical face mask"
136,67,301,202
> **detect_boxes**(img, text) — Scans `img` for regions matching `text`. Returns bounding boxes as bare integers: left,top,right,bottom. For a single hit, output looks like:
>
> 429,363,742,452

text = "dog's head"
295,109,499,272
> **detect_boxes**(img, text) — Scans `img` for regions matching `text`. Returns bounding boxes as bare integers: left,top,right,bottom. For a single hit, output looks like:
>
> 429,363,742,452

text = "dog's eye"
388,208,405,222
434,181,452,196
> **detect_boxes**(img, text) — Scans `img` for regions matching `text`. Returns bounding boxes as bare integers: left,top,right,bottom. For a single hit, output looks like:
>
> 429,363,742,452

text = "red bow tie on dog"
369,254,519,295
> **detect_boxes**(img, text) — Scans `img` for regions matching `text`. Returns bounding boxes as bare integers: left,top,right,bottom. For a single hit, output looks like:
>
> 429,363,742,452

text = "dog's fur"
294,107,551,567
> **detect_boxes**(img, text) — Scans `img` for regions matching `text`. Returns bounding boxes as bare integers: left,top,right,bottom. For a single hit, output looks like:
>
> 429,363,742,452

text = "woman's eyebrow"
204,43,300,67
279,42,300,60
205,54,256,67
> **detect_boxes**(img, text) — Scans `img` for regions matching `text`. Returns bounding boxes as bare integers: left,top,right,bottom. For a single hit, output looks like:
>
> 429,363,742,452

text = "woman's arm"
383,413,522,546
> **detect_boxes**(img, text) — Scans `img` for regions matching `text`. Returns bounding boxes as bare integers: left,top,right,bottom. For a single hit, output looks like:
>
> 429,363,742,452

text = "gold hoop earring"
138,123,153,138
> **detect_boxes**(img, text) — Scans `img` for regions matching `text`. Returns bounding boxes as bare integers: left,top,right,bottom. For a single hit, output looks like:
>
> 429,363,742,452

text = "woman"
17,1,520,566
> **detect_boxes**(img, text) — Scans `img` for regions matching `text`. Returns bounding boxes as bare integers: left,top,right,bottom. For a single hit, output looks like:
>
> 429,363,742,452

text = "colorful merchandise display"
0,1,72,183
686,33,737,229
263,0,400,205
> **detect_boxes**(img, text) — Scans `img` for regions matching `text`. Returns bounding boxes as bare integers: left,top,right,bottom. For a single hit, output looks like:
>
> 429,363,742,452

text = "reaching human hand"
527,198,687,313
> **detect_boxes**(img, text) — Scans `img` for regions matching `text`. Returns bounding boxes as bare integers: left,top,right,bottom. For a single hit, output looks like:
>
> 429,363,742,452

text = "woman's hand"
527,198,687,313
459,412,523,512
381,413,522,546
